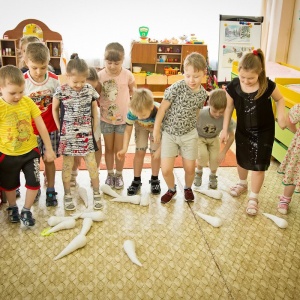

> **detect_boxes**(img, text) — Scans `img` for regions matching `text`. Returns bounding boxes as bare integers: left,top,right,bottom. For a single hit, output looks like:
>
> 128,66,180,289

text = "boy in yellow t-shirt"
0,65,56,227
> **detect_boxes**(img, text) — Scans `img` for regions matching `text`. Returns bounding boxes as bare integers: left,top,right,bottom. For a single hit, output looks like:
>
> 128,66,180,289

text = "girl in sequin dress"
221,49,286,216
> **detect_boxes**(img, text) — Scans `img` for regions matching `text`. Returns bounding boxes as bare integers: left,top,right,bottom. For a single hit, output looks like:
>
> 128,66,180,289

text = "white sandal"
64,194,76,211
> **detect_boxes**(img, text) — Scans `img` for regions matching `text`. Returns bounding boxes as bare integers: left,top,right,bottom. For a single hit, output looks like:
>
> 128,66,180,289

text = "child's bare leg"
44,161,55,188
182,158,195,188
278,185,295,214
114,133,125,189
103,133,115,170
133,150,146,177
230,164,248,197
161,157,176,188
95,140,102,169
24,189,38,209
246,170,264,216
149,152,161,195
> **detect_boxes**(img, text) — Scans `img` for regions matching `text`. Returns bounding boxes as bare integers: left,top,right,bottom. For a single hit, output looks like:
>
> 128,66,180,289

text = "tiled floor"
0,156,299,299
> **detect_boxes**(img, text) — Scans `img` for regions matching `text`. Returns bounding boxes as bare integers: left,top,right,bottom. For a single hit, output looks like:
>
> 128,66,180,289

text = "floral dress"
277,104,300,193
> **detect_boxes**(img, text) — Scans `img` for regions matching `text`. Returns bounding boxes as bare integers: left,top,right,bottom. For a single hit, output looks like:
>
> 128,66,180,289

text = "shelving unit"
131,42,208,76
0,39,18,67
1,19,63,74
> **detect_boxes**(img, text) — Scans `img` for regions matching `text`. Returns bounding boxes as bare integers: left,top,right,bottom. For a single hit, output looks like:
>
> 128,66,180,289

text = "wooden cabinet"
0,39,18,67
46,40,63,74
131,42,208,79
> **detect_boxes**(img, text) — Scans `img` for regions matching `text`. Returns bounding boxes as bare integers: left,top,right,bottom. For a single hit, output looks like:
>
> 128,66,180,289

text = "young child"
71,67,102,185
52,58,102,211
24,42,60,206
221,49,286,216
18,35,40,73
277,103,300,214
98,42,136,189
153,52,208,204
0,65,56,226
194,89,235,189
117,88,161,196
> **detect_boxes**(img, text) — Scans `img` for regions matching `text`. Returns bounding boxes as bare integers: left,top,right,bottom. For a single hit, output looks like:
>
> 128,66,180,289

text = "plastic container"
133,66,142,73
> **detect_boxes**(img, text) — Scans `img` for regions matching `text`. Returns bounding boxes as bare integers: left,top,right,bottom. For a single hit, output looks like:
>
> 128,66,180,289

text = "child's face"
184,65,205,91
67,73,87,92
26,59,48,83
209,106,225,119
105,60,123,76
239,69,259,87
132,106,153,120
0,82,24,105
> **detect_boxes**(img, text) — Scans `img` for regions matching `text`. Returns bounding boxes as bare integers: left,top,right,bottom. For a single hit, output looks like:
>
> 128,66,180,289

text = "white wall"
0,0,263,69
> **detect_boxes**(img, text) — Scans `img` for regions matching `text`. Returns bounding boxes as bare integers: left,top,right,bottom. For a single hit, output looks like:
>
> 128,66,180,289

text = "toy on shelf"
139,26,149,43
179,35,187,44
164,67,180,76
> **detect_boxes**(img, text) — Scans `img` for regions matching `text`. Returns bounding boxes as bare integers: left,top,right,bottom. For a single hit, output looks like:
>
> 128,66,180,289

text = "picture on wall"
221,45,253,68
224,25,251,43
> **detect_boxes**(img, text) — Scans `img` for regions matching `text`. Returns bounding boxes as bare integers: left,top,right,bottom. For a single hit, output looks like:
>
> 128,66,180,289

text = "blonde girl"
221,49,286,216
98,42,136,189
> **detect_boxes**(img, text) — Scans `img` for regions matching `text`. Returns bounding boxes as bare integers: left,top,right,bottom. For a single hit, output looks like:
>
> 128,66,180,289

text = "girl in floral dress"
277,103,300,214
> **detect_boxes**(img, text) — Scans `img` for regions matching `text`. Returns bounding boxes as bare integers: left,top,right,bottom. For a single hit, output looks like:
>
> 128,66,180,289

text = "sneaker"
7,206,20,223
64,193,76,211
149,179,161,195
16,188,21,198
209,174,218,189
184,188,194,202
46,191,58,207
194,172,203,187
34,189,41,203
127,181,142,196
105,174,115,187
93,191,103,210
114,175,124,190
20,210,35,226
161,189,176,204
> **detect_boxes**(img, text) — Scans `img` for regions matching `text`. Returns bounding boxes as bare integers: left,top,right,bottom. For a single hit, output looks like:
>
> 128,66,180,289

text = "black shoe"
7,206,20,223
127,181,142,196
149,179,161,195
16,188,21,198
34,189,41,203
46,191,58,207
20,210,35,226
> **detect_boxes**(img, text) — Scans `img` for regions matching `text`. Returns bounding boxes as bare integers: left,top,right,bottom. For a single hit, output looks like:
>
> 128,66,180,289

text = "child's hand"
277,116,287,130
152,149,161,160
117,149,126,161
218,152,226,164
220,130,228,143
43,149,56,163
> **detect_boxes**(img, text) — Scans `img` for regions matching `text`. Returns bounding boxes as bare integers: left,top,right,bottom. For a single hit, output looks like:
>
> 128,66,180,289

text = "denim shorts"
101,121,126,135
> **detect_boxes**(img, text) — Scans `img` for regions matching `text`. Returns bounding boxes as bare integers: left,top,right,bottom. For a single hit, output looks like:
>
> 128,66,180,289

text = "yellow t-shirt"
0,96,41,155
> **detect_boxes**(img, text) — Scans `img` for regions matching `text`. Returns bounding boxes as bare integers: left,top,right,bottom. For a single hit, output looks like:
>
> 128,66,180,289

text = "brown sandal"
246,198,258,216
230,183,248,197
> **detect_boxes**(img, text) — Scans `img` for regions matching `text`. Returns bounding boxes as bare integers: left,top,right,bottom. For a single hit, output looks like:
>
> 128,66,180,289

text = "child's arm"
220,93,234,143
52,97,60,131
117,125,133,160
92,100,98,133
128,80,137,96
34,116,56,162
218,130,234,164
152,144,161,160
153,99,171,143
272,87,286,130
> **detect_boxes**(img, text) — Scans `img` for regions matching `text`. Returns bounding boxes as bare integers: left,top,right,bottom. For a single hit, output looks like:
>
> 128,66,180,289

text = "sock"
9,205,18,209
210,171,216,175
71,170,78,176
249,191,258,199
151,175,158,180
134,176,141,182
46,187,55,193
170,187,176,192
22,207,30,212
107,169,114,175
239,179,247,185
115,170,122,176
184,186,191,190
93,188,100,194
196,168,203,174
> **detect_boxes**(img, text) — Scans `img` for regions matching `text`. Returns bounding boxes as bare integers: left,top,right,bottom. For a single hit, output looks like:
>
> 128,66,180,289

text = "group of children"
0,36,299,228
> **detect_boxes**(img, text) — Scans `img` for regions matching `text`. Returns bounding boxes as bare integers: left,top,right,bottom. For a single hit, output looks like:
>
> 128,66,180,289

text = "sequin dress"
226,78,276,171
277,104,300,193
